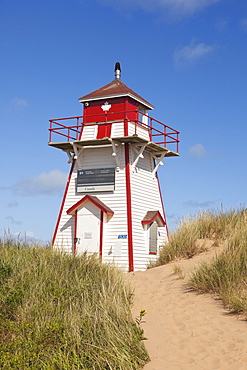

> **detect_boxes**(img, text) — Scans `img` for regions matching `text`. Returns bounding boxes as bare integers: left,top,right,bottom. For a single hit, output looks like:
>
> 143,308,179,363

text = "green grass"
154,206,247,315
0,243,149,369
154,207,246,266
189,214,247,314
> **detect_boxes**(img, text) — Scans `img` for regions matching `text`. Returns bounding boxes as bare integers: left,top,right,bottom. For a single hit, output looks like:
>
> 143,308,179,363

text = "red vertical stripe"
99,210,104,257
73,210,77,254
124,98,128,136
97,123,112,139
125,143,134,272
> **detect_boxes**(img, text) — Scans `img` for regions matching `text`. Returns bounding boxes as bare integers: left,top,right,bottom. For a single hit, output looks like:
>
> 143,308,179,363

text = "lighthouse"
48,63,179,272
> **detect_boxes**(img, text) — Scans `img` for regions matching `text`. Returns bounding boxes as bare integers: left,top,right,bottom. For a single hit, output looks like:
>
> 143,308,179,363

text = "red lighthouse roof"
78,64,154,110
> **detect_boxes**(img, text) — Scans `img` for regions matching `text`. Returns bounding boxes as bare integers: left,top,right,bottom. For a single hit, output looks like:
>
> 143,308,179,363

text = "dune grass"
154,206,247,315
189,213,247,314
0,242,149,369
155,207,246,266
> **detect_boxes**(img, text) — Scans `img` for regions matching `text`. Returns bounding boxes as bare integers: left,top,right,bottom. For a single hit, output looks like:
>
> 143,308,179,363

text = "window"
138,107,148,126
149,222,158,254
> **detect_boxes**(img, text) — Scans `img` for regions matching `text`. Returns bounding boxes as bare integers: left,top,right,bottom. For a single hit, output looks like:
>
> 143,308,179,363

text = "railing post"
124,111,129,137
76,117,79,140
164,126,166,148
80,116,84,139
149,118,153,141
135,108,138,135
49,120,53,142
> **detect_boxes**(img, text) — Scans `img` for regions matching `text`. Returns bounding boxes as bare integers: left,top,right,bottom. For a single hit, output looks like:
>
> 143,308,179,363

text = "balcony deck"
48,136,179,157
48,111,180,157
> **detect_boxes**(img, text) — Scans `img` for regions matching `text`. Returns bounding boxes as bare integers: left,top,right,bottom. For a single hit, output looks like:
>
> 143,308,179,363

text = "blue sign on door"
118,235,127,239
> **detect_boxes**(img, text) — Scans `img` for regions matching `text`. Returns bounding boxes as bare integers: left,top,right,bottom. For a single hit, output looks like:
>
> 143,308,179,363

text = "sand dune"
126,247,247,370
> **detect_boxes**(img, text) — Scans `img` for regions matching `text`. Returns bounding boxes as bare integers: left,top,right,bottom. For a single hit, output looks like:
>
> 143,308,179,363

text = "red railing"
49,110,180,153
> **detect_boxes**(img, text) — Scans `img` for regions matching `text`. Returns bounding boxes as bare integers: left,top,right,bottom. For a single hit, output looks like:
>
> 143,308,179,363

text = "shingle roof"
78,78,154,110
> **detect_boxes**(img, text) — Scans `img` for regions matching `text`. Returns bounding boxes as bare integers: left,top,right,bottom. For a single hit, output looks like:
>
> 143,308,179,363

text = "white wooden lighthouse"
48,63,179,272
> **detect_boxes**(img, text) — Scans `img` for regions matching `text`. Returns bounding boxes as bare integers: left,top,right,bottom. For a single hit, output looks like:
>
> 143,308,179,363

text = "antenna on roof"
114,62,121,80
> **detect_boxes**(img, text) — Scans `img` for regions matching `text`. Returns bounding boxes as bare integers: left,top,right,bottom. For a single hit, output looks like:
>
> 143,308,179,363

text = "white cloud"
10,231,43,244
174,40,215,68
5,215,22,225
14,170,67,196
10,98,29,109
100,0,221,16
184,200,215,208
0,186,9,191
216,17,228,31
25,231,35,238
189,144,207,158
7,200,19,208
240,18,247,31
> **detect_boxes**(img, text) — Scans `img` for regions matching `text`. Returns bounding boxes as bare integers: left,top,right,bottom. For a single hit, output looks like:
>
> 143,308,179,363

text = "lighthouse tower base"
52,141,168,272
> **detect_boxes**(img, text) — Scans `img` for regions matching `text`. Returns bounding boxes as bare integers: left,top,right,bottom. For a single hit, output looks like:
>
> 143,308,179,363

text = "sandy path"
126,248,247,370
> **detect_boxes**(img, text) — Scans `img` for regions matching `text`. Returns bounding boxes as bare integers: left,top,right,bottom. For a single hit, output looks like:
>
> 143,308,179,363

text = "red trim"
125,143,134,272
52,160,75,245
141,211,166,226
99,210,103,257
124,98,128,136
97,122,112,139
73,210,77,254
67,195,114,216
78,117,84,140
149,252,157,255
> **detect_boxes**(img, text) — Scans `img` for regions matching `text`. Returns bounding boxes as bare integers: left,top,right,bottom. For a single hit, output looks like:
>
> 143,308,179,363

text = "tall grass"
0,243,149,369
153,206,247,314
189,213,247,314
155,207,247,266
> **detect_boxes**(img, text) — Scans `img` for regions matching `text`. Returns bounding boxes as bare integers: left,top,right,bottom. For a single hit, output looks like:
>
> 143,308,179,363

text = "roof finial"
114,62,121,80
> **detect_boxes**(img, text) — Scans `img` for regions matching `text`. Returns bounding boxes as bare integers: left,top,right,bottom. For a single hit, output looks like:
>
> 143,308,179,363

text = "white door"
77,213,99,255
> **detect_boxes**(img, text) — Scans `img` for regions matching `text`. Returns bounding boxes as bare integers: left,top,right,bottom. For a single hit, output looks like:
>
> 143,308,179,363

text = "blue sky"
1,0,246,242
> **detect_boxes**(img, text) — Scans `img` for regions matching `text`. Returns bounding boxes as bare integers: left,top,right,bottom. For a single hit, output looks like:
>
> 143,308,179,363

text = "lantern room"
79,63,153,139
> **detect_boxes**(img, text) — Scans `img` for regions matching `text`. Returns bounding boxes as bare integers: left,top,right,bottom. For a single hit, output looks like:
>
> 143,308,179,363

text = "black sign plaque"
77,168,115,192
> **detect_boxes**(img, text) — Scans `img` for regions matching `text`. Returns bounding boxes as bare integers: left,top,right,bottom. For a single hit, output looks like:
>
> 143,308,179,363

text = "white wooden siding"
81,124,97,140
128,121,150,141
80,121,150,142
53,143,168,271
111,122,124,137
53,145,130,270
129,147,167,270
